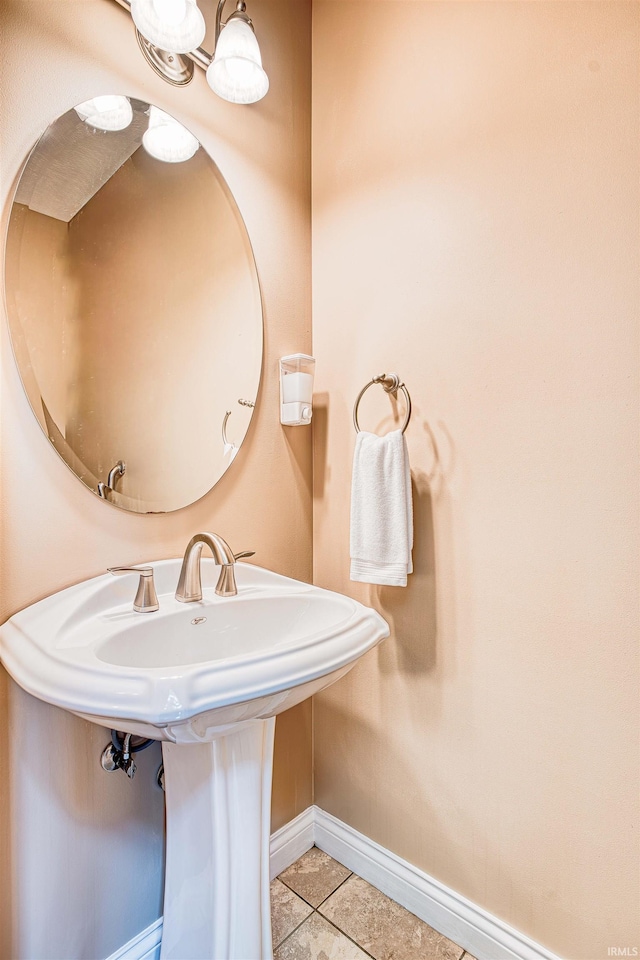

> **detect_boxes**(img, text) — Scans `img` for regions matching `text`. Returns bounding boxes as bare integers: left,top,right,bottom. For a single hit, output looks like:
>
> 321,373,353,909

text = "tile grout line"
312,872,380,960
274,906,377,960
274,866,364,956
275,854,468,960
314,869,354,910
317,880,468,960
276,872,313,903
273,910,315,955
314,912,378,960
275,869,382,960
314,854,469,959
276,862,353,909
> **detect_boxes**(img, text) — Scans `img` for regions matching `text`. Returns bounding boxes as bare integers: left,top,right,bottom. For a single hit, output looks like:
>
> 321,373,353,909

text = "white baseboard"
270,804,316,879
313,806,561,960
106,918,163,960
108,805,560,960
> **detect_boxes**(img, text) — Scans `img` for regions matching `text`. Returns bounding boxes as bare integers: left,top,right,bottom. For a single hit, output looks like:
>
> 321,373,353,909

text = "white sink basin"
0,558,388,742
96,594,355,668
0,557,389,960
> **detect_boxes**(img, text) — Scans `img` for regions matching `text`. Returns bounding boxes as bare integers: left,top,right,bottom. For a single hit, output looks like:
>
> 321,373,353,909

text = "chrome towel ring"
353,374,412,435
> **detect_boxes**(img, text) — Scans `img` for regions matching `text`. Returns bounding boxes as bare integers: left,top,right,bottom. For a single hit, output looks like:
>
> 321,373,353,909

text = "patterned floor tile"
278,846,352,907
271,878,314,948
319,875,465,960
275,912,371,960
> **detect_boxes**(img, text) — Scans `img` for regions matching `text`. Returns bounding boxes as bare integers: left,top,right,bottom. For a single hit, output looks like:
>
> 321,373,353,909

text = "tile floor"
271,847,478,960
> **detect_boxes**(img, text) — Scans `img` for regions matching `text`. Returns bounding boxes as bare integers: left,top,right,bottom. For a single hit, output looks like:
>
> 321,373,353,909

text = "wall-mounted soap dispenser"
280,354,315,425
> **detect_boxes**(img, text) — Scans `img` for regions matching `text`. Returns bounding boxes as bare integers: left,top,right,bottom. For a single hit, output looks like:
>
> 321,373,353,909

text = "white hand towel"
350,429,413,587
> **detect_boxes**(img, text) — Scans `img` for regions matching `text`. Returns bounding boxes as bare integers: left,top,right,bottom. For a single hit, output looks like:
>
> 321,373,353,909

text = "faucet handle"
108,565,159,613
214,551,255,598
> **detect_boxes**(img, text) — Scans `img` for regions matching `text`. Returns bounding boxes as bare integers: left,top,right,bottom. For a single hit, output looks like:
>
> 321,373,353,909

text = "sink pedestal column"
160,717,276,960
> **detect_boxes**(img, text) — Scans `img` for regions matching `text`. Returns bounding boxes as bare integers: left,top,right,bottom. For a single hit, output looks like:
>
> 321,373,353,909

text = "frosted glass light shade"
206,18,269,104
75,96,133,131
142,106,200,163
131,0,206,53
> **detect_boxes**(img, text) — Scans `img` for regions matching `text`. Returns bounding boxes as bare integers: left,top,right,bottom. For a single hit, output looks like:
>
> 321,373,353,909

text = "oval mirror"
4,97,263,513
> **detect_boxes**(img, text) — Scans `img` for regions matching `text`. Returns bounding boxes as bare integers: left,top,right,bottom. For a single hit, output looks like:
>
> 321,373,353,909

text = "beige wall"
312,3,639,959
0,0,311,956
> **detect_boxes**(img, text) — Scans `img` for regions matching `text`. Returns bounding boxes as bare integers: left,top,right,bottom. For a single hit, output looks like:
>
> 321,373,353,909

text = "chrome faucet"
175,532,254,602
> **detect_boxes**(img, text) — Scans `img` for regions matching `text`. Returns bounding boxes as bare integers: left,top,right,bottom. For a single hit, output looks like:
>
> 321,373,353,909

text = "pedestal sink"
0,559,389,960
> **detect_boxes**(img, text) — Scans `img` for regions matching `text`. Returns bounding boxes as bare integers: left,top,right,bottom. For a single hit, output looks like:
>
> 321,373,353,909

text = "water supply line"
101,729,155,780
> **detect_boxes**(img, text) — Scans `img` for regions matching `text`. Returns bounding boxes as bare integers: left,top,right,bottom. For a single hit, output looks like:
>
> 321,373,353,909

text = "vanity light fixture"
112,0,269,103
206,1,269,103
74,95,133,131
142,105,200,162
131,0,206,55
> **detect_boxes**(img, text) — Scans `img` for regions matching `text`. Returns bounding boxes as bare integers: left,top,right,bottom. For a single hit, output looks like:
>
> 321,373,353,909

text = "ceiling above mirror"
4,97,263,514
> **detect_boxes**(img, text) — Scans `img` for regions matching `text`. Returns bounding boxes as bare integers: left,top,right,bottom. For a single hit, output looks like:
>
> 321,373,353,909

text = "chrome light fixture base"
110,0,268,102
136,29,194,86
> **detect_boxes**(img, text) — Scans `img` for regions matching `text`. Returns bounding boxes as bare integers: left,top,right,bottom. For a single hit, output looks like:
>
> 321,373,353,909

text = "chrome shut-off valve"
101,732,137,779
101,730,156,780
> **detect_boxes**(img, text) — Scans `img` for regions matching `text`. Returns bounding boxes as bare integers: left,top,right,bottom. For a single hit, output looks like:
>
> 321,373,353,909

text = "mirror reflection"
4,97,263,513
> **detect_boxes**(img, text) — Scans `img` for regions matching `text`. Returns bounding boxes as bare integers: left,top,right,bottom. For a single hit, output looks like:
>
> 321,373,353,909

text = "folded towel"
350,429,413,587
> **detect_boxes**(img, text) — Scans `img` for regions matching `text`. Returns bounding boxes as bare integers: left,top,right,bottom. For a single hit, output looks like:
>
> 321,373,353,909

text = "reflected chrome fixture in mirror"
97,460,126,499
112,0,269,103
4,98,263,513
221,410,239,462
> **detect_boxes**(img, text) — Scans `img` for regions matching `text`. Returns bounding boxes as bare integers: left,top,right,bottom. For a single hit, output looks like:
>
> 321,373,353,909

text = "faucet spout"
175,532,238,602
